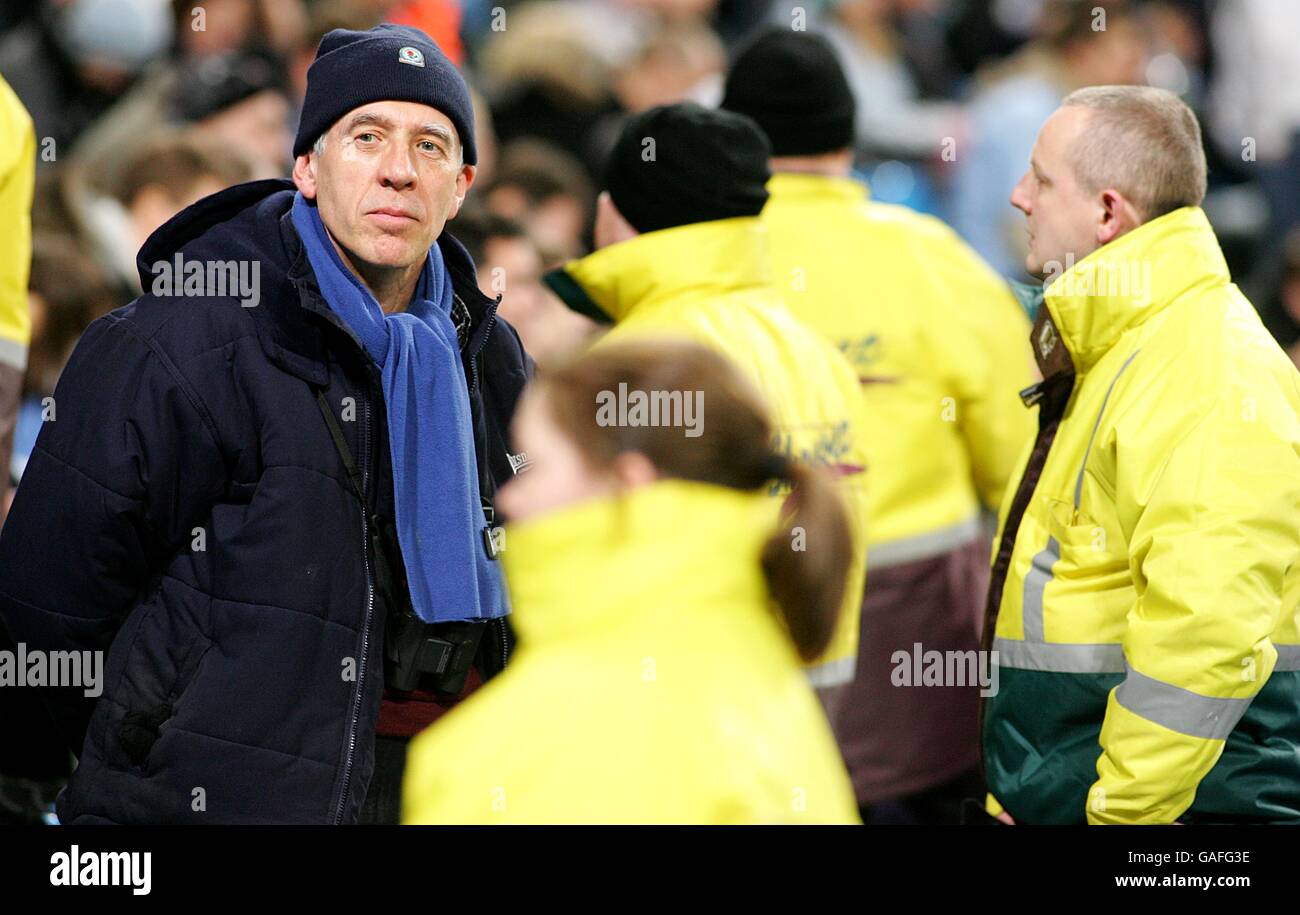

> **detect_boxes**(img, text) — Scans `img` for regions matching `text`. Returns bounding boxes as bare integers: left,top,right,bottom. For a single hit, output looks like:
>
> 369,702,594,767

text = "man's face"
1010,106,1101,278
479,235,545,323
293,100,475,274
200,90,292,179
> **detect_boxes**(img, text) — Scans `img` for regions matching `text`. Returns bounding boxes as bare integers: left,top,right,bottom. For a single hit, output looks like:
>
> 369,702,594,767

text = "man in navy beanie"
0,24,530,824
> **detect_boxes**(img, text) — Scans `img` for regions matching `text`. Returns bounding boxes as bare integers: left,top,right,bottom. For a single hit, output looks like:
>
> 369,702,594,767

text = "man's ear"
1097,188,1142,246
594,192,638,250
292,153,318,200
449,164,477,220
611,450,659,490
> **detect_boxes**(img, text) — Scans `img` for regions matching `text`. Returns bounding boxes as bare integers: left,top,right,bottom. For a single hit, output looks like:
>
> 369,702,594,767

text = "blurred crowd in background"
2,0,1300,494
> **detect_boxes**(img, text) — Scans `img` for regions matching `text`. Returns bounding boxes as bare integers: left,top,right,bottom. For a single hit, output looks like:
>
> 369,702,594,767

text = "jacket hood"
1044,206,1230,372
500,479,776,649
543,216,772,324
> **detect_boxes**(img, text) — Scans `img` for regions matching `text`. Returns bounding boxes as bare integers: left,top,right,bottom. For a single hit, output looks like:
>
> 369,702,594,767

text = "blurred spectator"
950,0,1148,279
170,47,293,178
477,2,622,181
1143,0,1205,102
485,139,596,264
454,207,595,366
613,17,726,111
64,5,296,237
0,0,173,157
821,0,964,159
11,234,118,485
943,0,1046,75
1207,0,1300,239
73,129,253,296
173,0,305,61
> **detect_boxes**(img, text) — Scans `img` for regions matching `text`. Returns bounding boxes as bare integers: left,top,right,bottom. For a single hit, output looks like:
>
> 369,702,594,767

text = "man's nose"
378,143,417,188
1010,173,1032,215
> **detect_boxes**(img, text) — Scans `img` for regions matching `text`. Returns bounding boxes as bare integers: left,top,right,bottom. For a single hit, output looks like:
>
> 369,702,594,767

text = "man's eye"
356,132,377,143
419,141,440,154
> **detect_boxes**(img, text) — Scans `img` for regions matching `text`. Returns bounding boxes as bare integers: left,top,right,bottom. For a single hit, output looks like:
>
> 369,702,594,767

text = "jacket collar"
766,171,869,206
502,480,774,648
1043,206,1229,373
544,217,772,324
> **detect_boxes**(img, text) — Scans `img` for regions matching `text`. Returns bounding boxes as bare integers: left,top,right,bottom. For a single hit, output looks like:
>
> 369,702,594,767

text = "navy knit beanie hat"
293,23,476,164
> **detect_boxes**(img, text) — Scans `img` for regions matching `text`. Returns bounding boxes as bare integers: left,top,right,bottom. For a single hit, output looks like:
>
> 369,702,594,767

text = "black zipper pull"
1019,381,1047,408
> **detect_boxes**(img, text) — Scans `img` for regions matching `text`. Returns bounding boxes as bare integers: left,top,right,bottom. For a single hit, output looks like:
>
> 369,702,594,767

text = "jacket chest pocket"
1033,497,1131,643
1045,498,1107,553
1043,497,1134,583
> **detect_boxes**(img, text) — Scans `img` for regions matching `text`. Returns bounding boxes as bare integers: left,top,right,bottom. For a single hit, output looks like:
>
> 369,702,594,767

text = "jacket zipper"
976,372,1075,782
468,309,499,396
325,289,497,819
334,387,374,824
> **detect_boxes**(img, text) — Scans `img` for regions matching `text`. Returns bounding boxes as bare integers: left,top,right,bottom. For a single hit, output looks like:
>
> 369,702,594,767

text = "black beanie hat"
293,23,476,164
605,103,771,235
721,28,855,157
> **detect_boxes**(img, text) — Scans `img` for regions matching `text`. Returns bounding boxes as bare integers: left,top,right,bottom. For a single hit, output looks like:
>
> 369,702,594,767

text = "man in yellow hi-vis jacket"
723,28,1037,823
984,85,1300,824
544,103,870,689
0,75,34,499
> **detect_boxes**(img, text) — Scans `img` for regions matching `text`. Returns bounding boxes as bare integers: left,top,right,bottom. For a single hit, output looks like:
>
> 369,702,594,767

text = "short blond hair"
1061,85,1207,221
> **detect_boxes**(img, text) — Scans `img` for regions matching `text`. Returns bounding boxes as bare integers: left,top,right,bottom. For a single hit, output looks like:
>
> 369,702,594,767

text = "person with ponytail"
402,340,859,824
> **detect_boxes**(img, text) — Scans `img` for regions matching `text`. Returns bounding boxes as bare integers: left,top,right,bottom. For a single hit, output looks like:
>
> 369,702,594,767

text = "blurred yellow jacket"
983,206,1300,824
0,74,34,373
402,480,861,824
758,173,1037,801
762,173,1036,556
545,217,870,687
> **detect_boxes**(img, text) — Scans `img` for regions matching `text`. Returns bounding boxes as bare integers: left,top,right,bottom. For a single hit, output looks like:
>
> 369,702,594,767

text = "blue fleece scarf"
292,193,507,623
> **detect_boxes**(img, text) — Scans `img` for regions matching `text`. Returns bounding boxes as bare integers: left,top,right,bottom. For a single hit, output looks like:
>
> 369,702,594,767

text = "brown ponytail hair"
535,339,852,661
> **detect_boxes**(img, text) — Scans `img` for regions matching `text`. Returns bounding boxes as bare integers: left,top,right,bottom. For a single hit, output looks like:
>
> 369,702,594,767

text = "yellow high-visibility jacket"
544,217,870,687
761,173,1036,561
402,480,861,824
983,206,1300,824
0,75,34,375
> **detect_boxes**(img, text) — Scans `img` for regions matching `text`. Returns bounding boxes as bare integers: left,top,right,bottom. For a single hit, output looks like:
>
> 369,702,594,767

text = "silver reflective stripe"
0,336,27,371
1275,644,1300,672
1073,349,1139,507
805,655,855,688
1114,664,1251,740
867,516,982,569
993,637,1126,673
1020,537,1059,642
